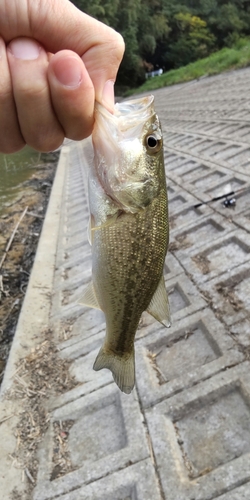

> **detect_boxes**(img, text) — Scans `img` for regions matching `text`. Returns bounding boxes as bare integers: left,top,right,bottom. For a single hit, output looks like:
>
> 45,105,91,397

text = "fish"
79,95,170,394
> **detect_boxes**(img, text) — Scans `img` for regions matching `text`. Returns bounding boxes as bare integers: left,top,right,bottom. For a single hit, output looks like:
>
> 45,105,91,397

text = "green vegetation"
71,0,250,89
127,38,250,95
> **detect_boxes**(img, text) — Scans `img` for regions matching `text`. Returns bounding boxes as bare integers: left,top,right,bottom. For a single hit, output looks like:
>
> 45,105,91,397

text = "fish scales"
79,95,171,394
93,189,168,354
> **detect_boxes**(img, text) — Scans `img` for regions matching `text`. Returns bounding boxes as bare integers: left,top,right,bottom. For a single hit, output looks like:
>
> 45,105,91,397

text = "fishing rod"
193,186,247,209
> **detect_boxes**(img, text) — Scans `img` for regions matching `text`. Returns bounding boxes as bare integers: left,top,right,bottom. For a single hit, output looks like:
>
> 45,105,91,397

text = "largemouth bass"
80,95,170,394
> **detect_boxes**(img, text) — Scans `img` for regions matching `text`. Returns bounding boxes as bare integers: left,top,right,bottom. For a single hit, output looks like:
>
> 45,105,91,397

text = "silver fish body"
80,96,170,394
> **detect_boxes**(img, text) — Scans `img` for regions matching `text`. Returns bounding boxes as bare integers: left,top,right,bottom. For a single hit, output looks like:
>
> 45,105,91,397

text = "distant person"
0,0,124,154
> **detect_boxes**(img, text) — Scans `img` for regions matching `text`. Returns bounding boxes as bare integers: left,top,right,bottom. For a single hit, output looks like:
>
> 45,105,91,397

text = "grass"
125,38,250,96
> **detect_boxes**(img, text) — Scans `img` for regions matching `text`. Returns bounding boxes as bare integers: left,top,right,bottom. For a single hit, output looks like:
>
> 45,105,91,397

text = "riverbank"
0,154,58,384
125,37,250,96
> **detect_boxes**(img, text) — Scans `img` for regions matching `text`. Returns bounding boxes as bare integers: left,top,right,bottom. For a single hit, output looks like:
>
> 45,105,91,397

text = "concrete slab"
136,308,243,408
34,386,149,500
178,229,250,284
201,261,250,327
171,212,235,252
54,459,162,500
146,363,250,500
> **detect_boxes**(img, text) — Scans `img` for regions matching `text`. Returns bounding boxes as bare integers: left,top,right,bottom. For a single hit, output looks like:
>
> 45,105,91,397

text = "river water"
0,147,42,215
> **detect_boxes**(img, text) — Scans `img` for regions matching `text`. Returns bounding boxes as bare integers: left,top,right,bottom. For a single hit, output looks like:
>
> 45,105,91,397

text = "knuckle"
27,129,64,152
115,32,125,60
66,124,92,142
107,31,125,65
19,83,49,101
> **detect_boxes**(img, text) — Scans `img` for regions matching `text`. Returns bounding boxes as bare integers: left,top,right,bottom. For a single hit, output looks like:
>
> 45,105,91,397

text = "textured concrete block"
177,390,250,473
194,139,228,156
146,363,250,500
226,146,250,167
178,229,250,284
202,262,250,327
171,213,233,252
164,150,189,169
136,308,242,408
230,319,250,348
204,174,247,198
58,313,105,355
34,385,149,500
177,162,211,183
190,168,227,189
235,208,250,233
164,252,184,279
54,459,162,500
214,483,250,500
169,202,211,232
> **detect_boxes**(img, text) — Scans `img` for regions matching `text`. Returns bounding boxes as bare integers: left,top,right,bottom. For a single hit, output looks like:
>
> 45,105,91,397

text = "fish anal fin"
93,346,135,394
147,275,171,327
78,281,102,310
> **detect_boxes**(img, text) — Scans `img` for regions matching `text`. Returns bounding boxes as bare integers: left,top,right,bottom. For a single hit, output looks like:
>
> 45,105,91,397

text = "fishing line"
193,186,247,209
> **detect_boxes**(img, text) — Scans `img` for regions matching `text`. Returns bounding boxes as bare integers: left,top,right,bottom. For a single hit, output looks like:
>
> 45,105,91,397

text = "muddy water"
0,147,42,215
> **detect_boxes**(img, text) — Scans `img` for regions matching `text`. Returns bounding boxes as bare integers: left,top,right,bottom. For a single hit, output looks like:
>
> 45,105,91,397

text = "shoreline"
0,153,58,384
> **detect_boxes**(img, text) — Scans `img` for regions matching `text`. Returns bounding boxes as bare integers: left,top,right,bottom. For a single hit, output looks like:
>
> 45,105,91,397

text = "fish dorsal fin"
147,275,171,327
78,281,102,310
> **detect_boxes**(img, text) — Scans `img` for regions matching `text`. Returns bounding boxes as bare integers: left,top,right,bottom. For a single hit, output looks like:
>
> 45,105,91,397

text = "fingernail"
102,80,115,112
52,57,82,88
8,38,41,60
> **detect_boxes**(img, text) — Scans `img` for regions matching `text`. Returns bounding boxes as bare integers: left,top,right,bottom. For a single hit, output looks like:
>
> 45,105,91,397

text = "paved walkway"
1,68,250,499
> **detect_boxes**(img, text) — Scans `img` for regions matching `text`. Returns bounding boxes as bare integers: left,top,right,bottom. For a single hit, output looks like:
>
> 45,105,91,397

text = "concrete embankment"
1,68,250,499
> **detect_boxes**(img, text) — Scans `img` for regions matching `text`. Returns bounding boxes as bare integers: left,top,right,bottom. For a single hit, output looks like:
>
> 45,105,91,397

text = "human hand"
0,0,124,153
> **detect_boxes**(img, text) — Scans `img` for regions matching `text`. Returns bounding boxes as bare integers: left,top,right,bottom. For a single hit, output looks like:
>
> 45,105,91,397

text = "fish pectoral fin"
93,346,135,394
147,275,171,327
78,281,102,310
87,215,95,245
88,214,117,244
91,213,119,232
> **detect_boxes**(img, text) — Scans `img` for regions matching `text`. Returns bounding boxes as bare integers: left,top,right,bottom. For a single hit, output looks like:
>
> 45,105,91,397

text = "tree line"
71,0,250,88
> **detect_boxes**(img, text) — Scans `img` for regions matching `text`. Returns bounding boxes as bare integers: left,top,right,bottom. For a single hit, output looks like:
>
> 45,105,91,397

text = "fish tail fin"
93,346,135,394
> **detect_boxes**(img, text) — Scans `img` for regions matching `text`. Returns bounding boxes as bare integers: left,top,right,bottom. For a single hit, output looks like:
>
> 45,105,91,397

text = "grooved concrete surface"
1,68,250,499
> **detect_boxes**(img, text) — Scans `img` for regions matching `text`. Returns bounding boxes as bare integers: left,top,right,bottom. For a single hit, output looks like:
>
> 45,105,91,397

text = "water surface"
0,147,41,215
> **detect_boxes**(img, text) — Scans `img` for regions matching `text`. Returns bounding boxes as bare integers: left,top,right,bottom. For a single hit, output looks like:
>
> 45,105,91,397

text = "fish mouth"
96,94,154,116
94,95,155,137
92,96,157,175
92,95,160,212
115,95,155,120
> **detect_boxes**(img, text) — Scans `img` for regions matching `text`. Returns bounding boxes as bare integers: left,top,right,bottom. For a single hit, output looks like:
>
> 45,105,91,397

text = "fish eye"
146,134,162,153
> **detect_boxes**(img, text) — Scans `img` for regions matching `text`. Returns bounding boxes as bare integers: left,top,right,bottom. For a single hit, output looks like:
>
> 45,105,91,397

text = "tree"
113,0,143,87
214,2,247,46
72,0,119,26
166,12,215,67
70,0,250,88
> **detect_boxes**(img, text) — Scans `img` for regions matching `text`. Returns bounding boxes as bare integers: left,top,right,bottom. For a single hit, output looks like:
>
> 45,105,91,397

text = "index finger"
0,0,125,106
